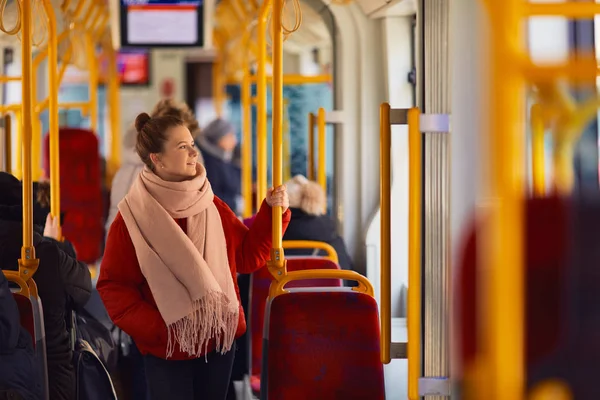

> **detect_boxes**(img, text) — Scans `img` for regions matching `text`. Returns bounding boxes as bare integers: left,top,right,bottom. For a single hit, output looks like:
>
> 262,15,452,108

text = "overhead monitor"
119,0,204,48
98,48,151,86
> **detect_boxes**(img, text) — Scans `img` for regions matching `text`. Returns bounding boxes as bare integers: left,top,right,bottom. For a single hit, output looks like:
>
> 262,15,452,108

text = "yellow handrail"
3,114,10,173
379,103,391,365
269,269,375,299
407,107,421,400
85,34,98,132
3,270,31,298
317,107,326,197
241,66,253,217
481,0,524,398
256,0,272,207
43,0,61,240
106,42,122,188
267,0,285,279
19,0,39,280
307,112,315,180
282,240,339,263
379,104,422,400
530,103,545,197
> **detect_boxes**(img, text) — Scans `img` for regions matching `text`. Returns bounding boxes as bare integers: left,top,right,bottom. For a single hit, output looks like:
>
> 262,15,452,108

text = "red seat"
13,293,35,344
264,290,385,400
249,258,341,395
43,128,104,263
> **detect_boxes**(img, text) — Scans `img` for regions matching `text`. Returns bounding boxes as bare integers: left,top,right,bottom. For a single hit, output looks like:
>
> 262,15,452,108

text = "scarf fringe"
166,290,239,360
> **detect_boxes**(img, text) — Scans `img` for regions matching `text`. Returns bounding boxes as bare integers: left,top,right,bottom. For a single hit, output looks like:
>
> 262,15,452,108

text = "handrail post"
106,43,121,188
43,0,62,241
19,0,39,279
85,34,98,132
307,112,315,180
267,0,286,279
407,107,422,400
379,103,391,365
256,0,271,207
317,107,326,197
530,103,545,197
3,114,10,173
241,65,253,217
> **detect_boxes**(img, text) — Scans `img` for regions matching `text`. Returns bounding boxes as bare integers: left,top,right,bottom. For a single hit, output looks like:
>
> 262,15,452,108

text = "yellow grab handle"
267,0,285,279
317,107,326,196
20,0,39,280
307,112,315,180
530,103,545,197
283,240,339,263
3,114,11,174
379,103,392,364
44,0,62,241
3,270,31,298
269,269,375,299
407,107,422,400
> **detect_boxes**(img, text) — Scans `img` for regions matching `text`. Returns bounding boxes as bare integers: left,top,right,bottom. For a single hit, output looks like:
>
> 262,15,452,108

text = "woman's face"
151,125,199,182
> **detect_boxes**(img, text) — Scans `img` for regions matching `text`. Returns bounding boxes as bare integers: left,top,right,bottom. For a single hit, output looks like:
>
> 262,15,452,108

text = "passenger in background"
0,172,92,400
0,269,43,400
195,118,241,213
283,175,354,272
98,113,290,400
106,98,204,230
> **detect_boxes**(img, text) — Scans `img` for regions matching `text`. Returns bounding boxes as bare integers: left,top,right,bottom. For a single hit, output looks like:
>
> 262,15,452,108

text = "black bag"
74,308,118,372
69,312,118,400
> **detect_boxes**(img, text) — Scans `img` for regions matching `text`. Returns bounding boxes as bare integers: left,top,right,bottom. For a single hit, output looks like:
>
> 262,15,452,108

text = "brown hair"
151,99,201,139
36,181,51,208
134,112,185,171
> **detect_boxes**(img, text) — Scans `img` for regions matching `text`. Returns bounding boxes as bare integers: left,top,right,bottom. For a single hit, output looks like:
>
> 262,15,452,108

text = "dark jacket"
197,139,241,213
283,207,354,271
0,269,43,400
0,204,92,400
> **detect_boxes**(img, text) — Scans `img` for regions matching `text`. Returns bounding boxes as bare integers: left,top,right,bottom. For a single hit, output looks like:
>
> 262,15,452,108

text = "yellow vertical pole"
241,67,253,217
19,0,39,278
283,100,291,183
317,107,326,195
407,107,422,400
31,67,41,181
86,35,98,132
256,0,271,206
3,114,10,173
14,110,22,179
44,0,61,239
307,112,315,180
480,0,524,398
379,103,391,365
267,0,285,277
213,59,223,117
530,103,545,197
107,44,121,188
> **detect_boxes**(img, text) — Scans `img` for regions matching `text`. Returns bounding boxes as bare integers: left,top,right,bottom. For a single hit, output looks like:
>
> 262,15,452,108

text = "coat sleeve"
55,244,92,310
217,198,291,274
97,213,167,346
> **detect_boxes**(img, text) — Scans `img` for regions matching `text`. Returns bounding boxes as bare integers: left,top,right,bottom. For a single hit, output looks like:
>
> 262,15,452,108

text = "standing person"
106,98,204,230
0,172,92,400
195,118,241,213
98,112,290,399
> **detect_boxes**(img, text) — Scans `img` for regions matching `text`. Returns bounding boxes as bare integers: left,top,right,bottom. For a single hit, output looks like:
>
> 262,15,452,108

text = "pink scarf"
118,164,239,358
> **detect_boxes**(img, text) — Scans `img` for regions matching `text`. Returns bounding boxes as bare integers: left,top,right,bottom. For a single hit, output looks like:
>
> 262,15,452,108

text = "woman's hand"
43,213,61,240
266,185,289,213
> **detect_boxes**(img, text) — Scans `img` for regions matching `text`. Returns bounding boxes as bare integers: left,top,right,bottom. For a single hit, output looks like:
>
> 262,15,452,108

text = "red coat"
97,198,290,360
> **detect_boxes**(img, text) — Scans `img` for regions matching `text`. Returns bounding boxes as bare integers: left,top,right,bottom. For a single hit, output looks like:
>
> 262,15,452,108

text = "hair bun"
135,112,152,133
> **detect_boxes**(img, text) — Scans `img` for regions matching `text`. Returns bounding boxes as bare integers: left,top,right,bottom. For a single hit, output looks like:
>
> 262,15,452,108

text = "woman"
98,112,290,399
195,118,241,213
283,175,354,272
106,98,204,230
0,172,92,400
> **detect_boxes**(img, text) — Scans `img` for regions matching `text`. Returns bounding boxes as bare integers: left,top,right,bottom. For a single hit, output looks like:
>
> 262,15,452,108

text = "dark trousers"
144,345,236,400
